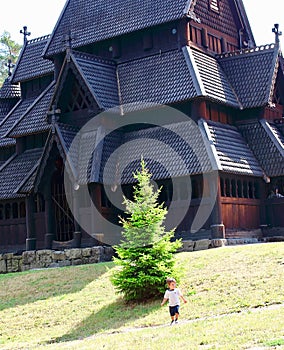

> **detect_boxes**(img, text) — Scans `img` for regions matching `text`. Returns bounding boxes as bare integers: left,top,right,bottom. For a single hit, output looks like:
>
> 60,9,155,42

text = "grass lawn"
0,242,284,349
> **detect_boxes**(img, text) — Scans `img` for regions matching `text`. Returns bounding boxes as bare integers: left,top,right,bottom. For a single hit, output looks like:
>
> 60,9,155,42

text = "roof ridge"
216,44,276,59
27,35,51,45
72,50,116,66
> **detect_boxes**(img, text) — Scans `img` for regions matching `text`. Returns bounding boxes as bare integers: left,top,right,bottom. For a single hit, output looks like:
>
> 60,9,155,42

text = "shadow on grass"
0,263,113,311
47,298,160,345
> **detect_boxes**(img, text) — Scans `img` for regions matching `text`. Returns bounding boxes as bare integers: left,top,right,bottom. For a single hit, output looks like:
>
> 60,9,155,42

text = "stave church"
0,0,284,253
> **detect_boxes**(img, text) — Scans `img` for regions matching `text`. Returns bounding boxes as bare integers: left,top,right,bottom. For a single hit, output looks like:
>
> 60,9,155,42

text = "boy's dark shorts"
169,305,180,316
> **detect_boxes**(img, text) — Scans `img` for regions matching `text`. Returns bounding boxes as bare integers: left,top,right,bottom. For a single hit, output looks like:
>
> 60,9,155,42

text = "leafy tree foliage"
111,159,182,302
0,31,21,85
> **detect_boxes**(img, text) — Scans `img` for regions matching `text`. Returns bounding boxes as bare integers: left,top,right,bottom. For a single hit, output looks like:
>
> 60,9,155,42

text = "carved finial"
5,59,15,77
272,23,282,44
63,31,74,62
20,26,31,45
47,105,61,134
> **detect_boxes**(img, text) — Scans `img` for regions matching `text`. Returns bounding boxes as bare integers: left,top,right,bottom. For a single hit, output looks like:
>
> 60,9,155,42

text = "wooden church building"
0,0,284,252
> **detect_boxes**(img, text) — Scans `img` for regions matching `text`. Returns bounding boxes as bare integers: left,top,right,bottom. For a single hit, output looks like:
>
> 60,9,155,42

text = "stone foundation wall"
0,237,267,274
0,246,114,274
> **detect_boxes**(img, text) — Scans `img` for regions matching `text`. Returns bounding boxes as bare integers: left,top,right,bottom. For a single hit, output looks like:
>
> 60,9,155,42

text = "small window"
20,202,26,218
209,0,220,13
12,203,18,219
5,204,11,219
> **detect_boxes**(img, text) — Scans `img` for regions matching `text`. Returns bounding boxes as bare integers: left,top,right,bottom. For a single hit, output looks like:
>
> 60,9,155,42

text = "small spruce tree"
111,159,182,302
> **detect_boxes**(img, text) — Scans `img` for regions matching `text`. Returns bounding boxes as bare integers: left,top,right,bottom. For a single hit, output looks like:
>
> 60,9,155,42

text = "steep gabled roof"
239,120,284,177
5,82,55,138
188,47,240,108
43,0,253,58
204,120,263,176
43,0,191,57
0,148,43,199
0,97,35,147
11,35,54,84
0,78,21,99
53,47,241,114
117,48,198,111
72,51,120,110
217,44,280,108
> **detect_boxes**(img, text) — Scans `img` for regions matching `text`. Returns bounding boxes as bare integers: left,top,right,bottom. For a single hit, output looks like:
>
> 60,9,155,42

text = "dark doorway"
51,157,74,241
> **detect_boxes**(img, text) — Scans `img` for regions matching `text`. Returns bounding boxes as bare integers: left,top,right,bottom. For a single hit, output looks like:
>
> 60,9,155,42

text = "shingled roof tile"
0,78,21,99
72,51,120,110
44,0,193,57
99,120,213,185
0,97,35,147
239,120,284,177
206,121,263,176
217,45,279,108
118,49,198,110
6,82,55,137
11,36,54,84
0,148,43,199
189,48,240,108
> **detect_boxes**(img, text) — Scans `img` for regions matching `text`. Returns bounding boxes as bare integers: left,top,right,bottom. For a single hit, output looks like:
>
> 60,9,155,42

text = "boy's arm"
161,298,168,306
178,289,187,303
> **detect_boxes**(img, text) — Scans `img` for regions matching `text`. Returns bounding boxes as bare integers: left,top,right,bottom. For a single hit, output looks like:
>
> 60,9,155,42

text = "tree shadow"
0,263,112,311
46,298,160,345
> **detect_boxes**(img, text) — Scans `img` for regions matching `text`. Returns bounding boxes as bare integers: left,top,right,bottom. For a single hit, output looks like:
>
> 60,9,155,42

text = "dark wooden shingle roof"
239,120,284,177
72,51,120,110
206,121,263,176
11,36,54,84
43,0,254,58
6,82,55,138
0,148,43,199
0,97,35,147
0,78,21,99
44,0,192,57
217,44,279,108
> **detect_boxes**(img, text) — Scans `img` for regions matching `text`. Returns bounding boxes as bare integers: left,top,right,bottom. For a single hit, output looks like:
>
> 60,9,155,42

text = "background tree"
111,159,182,302
0,31,22,86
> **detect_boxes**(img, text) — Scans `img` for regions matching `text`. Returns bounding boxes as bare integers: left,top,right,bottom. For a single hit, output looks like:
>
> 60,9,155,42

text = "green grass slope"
0,242,284,349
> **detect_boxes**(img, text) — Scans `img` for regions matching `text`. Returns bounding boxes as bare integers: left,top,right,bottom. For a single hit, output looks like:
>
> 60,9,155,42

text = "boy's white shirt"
164,288,182,306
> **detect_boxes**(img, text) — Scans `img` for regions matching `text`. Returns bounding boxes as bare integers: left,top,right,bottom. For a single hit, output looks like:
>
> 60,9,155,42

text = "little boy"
161,277,187,325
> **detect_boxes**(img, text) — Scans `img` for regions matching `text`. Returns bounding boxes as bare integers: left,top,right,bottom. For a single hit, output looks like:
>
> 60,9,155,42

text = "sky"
0,0,283,48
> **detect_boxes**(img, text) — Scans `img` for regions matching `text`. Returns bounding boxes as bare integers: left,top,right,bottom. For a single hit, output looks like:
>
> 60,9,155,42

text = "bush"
111,159,181,302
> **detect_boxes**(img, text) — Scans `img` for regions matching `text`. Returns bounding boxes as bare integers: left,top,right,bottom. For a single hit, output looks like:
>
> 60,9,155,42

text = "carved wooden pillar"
25,195,36,251
72,189,82,248
44,187,55,249
90,183,104,245
209,172,225,238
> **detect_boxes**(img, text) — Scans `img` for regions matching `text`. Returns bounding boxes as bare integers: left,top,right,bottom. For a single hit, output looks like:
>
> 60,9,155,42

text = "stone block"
22,251,36,264
103,246,114,260
51,251,67,261
82,248,92,257
89,256,100,264
180,240,194,252
0,259,6,273
65,248,82,260
91,246,104,256
194,239,211,251
48,262,60,268
58,260,71,267
210,239,227,248
36,250,53,266
3,253,14,260
6,258,20,273
72,259,83,266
